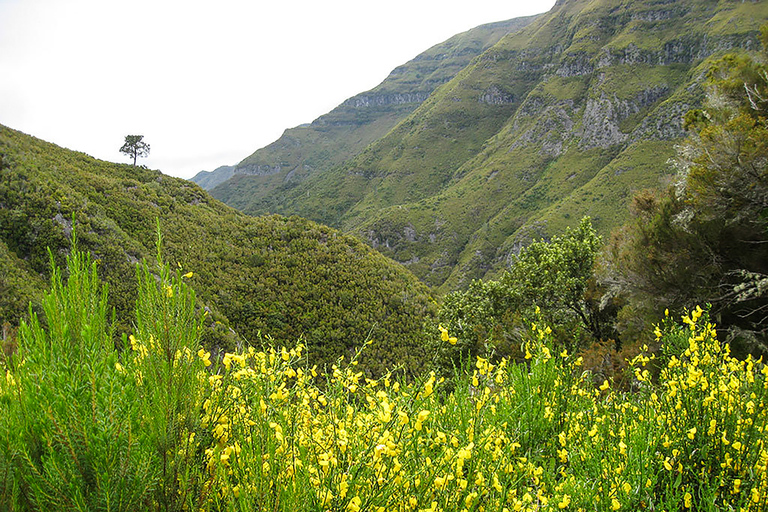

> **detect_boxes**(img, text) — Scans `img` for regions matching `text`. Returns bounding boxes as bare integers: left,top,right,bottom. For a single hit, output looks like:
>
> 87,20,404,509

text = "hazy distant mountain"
190,165,235,190
210,0,768,292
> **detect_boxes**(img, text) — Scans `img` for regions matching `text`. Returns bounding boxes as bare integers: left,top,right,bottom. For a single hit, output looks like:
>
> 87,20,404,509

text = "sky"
0,0,556,179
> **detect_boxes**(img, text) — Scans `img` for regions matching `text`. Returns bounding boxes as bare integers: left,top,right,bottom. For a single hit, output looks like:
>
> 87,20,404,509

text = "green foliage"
607,33,768,354
0,240,156,510
4,260,767,510
0,235,227,511
128,231,209,510
119,135,150,166
433,218,615,373
0,124,436,377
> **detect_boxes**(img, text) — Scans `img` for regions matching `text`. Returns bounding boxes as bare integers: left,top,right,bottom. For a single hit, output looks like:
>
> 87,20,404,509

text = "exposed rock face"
579,95,631,149
479,86,515,105
235,163,282,176
343,93,431,108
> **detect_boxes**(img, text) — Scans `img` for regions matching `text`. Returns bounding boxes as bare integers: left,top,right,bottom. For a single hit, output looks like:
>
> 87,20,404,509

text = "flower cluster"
188,309,766,511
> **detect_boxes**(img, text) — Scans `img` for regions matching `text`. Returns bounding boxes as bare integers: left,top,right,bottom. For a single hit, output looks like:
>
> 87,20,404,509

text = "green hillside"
0,125,435,376
209,0,768,293
204,15,540,208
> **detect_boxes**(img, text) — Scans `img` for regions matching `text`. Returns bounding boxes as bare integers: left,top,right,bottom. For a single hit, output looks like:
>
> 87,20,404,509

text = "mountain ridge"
205,0,768,292
200,15,541,211
190,164,235,190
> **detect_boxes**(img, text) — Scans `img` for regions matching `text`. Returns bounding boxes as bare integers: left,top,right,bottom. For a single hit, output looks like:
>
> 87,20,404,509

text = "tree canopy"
433,217,611,372
120,135,150,166
606,29,768,355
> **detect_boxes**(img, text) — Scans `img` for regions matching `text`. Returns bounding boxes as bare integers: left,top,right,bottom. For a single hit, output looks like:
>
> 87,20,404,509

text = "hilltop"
0,125,435,375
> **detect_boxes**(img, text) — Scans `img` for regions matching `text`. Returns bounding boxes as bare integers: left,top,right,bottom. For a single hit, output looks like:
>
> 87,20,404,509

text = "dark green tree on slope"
120,135,150,166
606,27,768,355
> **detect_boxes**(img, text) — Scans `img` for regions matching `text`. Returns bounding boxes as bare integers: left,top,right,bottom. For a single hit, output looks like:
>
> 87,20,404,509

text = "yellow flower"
493,473,502,492
415,410,430,431
182,271,194,278
347,496,362,512
423,373,435,398
611,498,620,510
599,380,610,391
687,427,696,440
197,348,211,367
558,494,571,509
683,492,692,508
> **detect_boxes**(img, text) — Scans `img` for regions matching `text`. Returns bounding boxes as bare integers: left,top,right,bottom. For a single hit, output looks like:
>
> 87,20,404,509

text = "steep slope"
206,15,540,211
219,0,767,292
0,125,435,375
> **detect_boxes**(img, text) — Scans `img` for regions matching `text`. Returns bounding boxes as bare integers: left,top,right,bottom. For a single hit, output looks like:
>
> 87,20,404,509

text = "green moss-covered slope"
0,125,435,375
210,0,768,294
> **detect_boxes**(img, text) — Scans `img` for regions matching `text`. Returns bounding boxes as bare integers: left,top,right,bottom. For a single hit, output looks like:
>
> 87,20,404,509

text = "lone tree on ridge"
120,135,150,166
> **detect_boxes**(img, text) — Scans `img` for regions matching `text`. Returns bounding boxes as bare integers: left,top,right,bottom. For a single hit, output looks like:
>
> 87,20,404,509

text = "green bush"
0,234,210,511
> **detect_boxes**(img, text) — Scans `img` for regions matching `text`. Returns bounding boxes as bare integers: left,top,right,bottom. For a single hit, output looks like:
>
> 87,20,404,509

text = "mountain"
190,164,235,190
208,0,768,293
0,125,435,376
202,15,540,209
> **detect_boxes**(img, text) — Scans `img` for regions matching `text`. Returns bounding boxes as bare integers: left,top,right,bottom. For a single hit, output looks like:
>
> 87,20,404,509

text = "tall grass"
1,242,766,511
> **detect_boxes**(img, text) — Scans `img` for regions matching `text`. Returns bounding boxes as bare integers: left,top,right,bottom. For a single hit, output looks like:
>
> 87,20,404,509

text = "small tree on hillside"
605,28,768,355
434,217,614,372
120,135,150,166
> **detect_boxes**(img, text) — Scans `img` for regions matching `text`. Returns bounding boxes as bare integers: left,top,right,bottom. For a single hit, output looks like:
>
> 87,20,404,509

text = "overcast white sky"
0,0,556,179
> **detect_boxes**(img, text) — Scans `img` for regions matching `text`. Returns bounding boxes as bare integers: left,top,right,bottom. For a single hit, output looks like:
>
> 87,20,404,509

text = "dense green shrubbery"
431,217,620,376
2,244,767,511
0,125,436,377
605,29,768,356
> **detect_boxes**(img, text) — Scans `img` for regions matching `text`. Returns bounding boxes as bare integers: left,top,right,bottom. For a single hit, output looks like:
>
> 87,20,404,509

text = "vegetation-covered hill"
202,15,540,204
208,0,768,293
0,125,435,375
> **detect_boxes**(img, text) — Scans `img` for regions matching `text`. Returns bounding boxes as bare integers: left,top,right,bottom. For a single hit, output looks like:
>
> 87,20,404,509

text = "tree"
434,217,613,372
120,135,150,166
606,28,768,354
